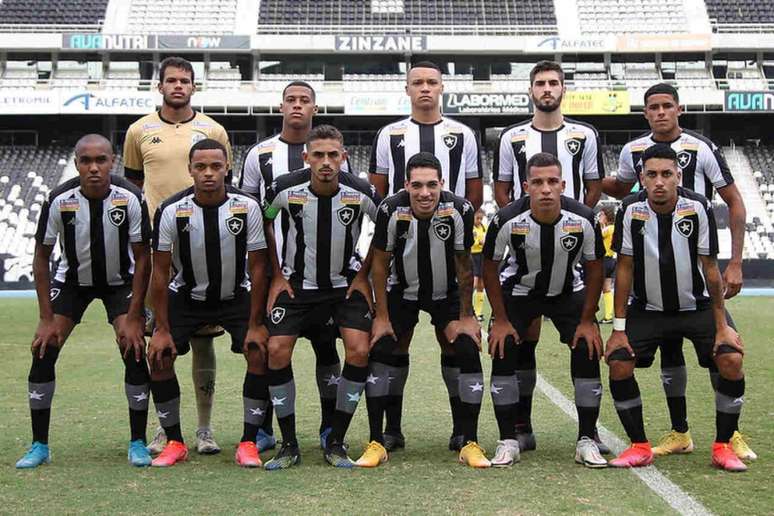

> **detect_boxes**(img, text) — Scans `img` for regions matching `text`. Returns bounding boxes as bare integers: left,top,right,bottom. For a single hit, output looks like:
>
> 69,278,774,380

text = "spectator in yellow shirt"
599,205,616,323
472,209,487,321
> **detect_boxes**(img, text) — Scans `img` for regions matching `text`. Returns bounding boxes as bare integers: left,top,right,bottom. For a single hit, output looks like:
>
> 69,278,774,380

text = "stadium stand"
705,0,774,24
126,0,238,34
577,0,689,34
0,0,108,26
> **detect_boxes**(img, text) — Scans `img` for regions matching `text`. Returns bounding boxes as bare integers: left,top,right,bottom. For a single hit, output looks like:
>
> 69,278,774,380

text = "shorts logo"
677,151,692,169
337,206,355,226
108,207,126,227
675,218,694,238
565,138,582,156
433,222,452,241
50,288,61,301
442,133,459,149
560,234,578,252
226,216,244,235
270,307,286,325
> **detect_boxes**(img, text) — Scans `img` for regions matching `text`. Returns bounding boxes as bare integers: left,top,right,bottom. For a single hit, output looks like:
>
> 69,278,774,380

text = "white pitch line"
535,373,713,516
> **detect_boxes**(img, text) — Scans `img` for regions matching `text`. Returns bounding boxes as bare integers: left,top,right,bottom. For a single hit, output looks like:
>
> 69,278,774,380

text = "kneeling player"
147,139,270,468
363,152,485,468
16,134,152,468
261,125,380,470
605,144,748,471
484,152,608,468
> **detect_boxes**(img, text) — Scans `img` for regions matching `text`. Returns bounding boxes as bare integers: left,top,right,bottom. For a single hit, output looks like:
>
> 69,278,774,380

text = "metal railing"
0,23,102,33
255,23,556,35
711,21,774,34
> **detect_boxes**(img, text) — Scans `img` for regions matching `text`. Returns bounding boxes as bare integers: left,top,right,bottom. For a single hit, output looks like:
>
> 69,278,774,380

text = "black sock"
260,402,274,436
312,335,340,434
514,340,537,434
150,376,183,443
330,362,367,446
28,346,60,444
491,337,519,440
715,375,745,443
123,352,150,443
610,376,646,443
365,342,394,443
571,340,601,440
385,353,409,435
242,372,269,443
660,343,689,433
440,353,462,437
268,365,296,446
455,335,483,443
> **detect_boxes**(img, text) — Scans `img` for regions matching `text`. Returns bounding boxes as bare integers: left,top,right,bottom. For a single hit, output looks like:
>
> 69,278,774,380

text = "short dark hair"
530,60,564,85
641,143,678,167
282,80,316,101
644,82,679,105
526,152,562,176
188,138,227,163
410,60,442,74
406,152,442,180
307,124,344,146
159,56,195,83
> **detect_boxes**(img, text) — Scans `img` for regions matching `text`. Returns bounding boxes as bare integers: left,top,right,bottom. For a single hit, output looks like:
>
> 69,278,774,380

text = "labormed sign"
443,93,532,114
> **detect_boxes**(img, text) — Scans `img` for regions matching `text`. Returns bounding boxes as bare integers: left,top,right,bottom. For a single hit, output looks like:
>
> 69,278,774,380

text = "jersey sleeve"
238,148,263,198
482,213,505,260
122,124,144,180
616,144,637,184
457,201,475,251
246,200,267,252
34,200,59,246
152,206,176,252
464,129,483,179
214,125,234,176
371,202,393,252
361,184,383,222
369,128,390,175
128,195,151,243
612,207,632,256
698,202,719,256
584,219,605,260
582,128,604,180
699,142,735,189
494,129,514,183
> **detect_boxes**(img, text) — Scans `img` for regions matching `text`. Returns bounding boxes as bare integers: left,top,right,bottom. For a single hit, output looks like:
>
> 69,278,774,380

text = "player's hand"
243,324,269,355
445,316,482,349
147,329,176,371
346,273,374,312
722,261,743,299
604,330,634,363
714,325,744,356
267,276,294,313
488,318,519,359
31,317,63,359
572,320,603,361
118,313,146,362
370,316,396,347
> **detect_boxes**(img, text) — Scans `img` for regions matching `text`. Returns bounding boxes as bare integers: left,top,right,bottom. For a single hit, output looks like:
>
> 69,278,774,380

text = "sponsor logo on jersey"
679,142,700,152
676,201,696,218
142,123,162,131
176,203,193,217
341,192,361,205
510,132,528,143
630,143,649,153
150,136,162,144
562,218,583,233
567,131,587,140
288,191,308,205
59,198,80,212
437,202,455,218
396,206,412,221
511,221,530,235
192,120,213,128
631,205,650,221
191,132,207,145
258,145,275,155
111,193,129,206
389,127,407,136
229,200,249,214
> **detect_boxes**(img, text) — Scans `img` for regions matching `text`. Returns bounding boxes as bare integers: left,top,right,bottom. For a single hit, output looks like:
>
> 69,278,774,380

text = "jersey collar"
410,117,444,127
157,109,196,125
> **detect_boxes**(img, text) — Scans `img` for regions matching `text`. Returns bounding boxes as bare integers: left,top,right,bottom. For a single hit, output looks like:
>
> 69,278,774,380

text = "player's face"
530,71,565,113
76,143,114,192
159,66,195,108
305,138,346,183
644,93,681,135
406,67,443,110
281,86,317,129
641,158,681,206
524,165,565,210
405,167,443,218
189,149,228,193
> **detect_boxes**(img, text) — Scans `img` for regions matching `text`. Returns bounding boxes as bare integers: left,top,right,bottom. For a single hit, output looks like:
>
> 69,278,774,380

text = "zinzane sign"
335,35,427,52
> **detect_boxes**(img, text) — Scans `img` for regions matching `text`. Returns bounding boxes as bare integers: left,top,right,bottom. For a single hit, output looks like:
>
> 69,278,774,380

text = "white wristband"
613,317,626,332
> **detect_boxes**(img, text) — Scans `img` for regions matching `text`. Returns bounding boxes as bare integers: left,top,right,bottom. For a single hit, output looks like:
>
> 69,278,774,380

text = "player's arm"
465,178,483,211
119,241,151,362
494,181,512,208
575,258,604,359
262,188,294,312
147,249,176,369
602,144,636,199
31,242,61,358
463,130,484,211
245,248,270,353
583,180,602,208
604,254,635,362
700,254,742,354
122,125,145,190
602,176,633,199
716,183,746,298
368,128,389,197
370,247,393,341
582,128,604,208
493,128,514,208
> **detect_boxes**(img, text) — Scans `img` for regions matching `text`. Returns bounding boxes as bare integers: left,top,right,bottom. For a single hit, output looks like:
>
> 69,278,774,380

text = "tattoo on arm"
455,251,475,317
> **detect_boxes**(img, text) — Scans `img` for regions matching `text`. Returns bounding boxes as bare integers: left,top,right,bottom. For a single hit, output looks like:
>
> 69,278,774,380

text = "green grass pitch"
0,297,771,514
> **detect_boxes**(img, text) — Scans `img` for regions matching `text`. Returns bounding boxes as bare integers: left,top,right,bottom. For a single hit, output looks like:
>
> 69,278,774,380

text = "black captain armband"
124,167,144,180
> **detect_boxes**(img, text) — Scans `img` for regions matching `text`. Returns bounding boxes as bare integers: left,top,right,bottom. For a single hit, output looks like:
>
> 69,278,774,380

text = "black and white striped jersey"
613,188,719,312
263,169,381,290
372,190,474,301
616,130,734,201
35,175,151,287
369,116,482,197
494,118,604,203
153,186,267,302
483,196,604,298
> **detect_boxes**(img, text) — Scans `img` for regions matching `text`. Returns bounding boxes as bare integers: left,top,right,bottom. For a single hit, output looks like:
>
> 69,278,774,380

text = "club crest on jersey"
562,218,584,234
337,206,356,226
270,307,286,325
59,198,80,212
560,234,579,252
675,218,694,238
677,151,692,169
565,138,582,156
433,222,452,241
108,207,126,227
442,133,459,149
226,216,244,235
50,288,61,301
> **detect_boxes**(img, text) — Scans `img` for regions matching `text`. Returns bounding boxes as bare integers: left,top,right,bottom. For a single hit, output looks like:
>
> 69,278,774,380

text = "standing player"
369,60,484,451
362,152,486,468
146,139,269,468
472,209,487,322
123,56,234,455
605,144,748,472
239,81,349,451
602,83,753,460
261,125,380,469
599,205,617,324
484,153,607,468
16,134,152,468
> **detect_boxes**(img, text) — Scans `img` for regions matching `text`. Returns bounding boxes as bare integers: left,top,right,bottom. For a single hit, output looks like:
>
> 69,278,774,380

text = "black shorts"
472,253,483,277
50,280,132,324
505,289,587,344
168,289,250,355
388,290,460,337
267,287,372,336
603,256,616,279
625,305,736,369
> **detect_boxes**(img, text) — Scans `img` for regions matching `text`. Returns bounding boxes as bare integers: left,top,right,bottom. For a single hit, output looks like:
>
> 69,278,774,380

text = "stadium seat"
0,0,108,26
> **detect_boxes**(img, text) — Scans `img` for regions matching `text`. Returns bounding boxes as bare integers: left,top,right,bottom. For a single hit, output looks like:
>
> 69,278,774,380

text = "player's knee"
371,336,397,360
29,345,61,383
607,350,635,379
267,339,291,364
453,334,478,362
244,344,267,372
150,364,175,381
714,347,743,375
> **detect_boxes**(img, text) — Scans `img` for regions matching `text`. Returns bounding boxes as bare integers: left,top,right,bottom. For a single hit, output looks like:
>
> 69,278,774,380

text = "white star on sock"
132,392,149,402
249,407,265,416
346,392,361,402
366,374,379,384
28,390,45,400
490,384,503,394
469,382,484,392
157,410,169,419
271,396,286,406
